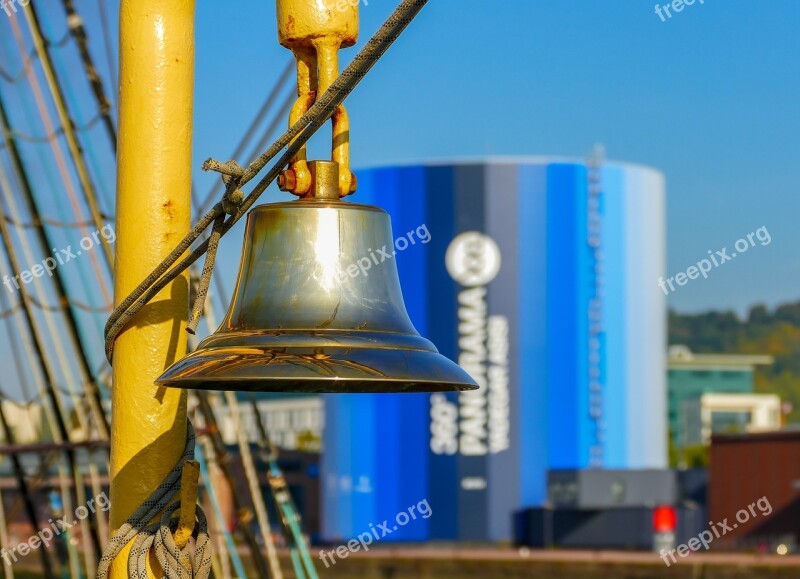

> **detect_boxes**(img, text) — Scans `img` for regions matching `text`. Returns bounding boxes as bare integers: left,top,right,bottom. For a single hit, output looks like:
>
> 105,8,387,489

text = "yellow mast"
109,1,194,577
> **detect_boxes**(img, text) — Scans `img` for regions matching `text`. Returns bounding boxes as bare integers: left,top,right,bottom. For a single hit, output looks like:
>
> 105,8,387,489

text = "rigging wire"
0,76,110,349
97,0,118,113
191,85,295,232
197,296,284,577
0,164,95,440
3,211,114,230
8,112,103,142
0,298,33,404
0,301,22,320
38,3,116,213
0,67,112,348
0,190,103,573
186,66,297,325
6,16,114,303
0,257,83,578
0,269,53,426
194,437,249,579
0,392,58,577
196,60,295,214
191,66,295,316
18,5,115,272
0,91,113,432
60,0,117,151
0,490,18,579
26,292,112,314
0,30,70,84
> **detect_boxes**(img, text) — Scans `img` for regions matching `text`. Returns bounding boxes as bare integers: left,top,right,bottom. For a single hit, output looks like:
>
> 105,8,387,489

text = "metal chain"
103,0,430,362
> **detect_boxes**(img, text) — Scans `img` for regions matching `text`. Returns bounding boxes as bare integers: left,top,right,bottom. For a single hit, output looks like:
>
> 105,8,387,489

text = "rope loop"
97,421,212,579
220,163,246,216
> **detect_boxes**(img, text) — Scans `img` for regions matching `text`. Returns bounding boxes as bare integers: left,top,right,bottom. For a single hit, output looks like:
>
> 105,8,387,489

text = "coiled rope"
97,422,212,579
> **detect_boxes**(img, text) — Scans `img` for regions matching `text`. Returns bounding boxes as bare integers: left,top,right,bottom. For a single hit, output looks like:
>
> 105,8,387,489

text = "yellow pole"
110,1,194,577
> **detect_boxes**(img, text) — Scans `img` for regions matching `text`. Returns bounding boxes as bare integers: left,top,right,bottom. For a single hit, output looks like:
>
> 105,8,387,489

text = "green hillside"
669,302,800,424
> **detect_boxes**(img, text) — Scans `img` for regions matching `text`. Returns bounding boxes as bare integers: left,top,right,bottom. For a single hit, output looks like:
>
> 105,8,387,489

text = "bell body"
157,200,477,393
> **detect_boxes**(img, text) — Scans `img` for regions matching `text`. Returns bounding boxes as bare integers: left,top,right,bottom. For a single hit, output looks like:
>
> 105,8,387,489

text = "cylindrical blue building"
321,157,666,542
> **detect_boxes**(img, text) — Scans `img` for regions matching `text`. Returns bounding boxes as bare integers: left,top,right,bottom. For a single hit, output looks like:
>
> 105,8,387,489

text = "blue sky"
2,0,800,325
192,0,800,317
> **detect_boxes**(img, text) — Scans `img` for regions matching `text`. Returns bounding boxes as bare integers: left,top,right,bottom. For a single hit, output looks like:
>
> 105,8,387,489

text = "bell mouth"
156,330,478,393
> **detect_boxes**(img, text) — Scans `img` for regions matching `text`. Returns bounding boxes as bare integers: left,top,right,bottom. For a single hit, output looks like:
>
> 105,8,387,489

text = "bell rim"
156,376,478,394
156,343,478,393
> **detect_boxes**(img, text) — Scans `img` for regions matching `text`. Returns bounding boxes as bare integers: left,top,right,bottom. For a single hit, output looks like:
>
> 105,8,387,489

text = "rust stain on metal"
162,199,175,220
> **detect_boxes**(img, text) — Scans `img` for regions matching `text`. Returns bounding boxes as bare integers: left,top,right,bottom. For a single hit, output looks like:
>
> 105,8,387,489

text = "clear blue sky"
190,0,800,317
3,0,800,324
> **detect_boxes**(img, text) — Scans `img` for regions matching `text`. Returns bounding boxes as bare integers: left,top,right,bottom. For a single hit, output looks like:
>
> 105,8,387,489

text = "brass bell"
157,161,477,393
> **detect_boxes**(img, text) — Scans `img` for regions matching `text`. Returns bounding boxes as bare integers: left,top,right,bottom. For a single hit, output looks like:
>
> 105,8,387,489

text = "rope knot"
221,173,245,216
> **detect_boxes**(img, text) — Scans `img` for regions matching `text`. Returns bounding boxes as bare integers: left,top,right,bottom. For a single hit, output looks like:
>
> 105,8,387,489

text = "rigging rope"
196,59,295,214
21,4,116,271
0,30,70,84
0,156,111,568
0,85,112,349
0,294,36,400
3,211,114,230
61,0,118,151
195,437,249,579
6,16,113,303
8,112,103,143
38,3,117,214
0,234,89,578
198,298,283,576
97,0,118,113
0,301,22,319
0,141,111,565
26,292,112,314
0,164,98,431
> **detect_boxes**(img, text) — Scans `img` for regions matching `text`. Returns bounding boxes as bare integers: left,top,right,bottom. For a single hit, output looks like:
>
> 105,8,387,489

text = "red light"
653,505,677,532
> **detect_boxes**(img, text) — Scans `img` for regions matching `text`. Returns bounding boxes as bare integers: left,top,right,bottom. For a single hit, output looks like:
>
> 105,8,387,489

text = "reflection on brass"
157,200,477,393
